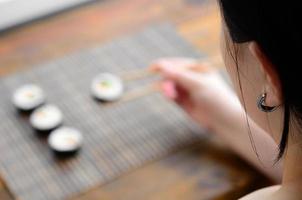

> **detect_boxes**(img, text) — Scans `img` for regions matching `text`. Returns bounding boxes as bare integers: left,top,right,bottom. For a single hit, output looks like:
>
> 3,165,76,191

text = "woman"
151,0,301,199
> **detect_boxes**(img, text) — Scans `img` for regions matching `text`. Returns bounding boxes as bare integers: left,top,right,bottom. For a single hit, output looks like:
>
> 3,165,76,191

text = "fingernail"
162,81,177,99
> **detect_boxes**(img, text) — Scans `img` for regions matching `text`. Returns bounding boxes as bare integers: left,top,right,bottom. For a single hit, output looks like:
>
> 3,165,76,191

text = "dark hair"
218,0,302,159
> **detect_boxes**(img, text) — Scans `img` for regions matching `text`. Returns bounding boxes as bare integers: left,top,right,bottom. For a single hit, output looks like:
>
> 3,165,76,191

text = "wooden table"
0,0,272,199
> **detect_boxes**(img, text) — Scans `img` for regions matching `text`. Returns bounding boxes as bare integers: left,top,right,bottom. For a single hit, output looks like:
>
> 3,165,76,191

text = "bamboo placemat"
0,24,206,200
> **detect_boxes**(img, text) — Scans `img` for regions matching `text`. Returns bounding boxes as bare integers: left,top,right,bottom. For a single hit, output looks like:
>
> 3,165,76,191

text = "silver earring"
257,93,278,112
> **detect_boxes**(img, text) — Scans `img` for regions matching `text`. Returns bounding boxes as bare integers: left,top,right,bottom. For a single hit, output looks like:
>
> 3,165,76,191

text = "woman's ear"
248,42,283,107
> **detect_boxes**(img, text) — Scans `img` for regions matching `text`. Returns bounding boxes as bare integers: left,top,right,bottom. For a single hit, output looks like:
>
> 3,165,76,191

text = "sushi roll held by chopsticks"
91,73,124,102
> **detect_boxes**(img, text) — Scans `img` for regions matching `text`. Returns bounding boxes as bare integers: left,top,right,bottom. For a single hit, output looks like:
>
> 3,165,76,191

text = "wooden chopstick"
120,55,223,81
120,68,157,81
101,82,161,107
122,82,161,102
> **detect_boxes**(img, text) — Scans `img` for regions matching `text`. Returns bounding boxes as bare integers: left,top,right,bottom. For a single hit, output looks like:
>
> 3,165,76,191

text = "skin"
150,18,302,199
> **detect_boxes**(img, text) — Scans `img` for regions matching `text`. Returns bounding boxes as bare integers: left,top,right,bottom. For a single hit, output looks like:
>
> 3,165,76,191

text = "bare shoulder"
239,185,281,200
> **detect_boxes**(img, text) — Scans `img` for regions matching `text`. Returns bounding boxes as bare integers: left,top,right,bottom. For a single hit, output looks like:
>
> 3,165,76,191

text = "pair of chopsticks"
111,56,224,104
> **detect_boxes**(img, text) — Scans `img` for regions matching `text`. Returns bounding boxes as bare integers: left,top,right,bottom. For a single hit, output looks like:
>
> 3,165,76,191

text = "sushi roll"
48,127,83,156
30,104,63,133
12,84,45,112
91,73,124,101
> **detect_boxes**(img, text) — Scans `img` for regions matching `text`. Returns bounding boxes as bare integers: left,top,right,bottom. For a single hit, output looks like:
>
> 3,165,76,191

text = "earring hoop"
257,93,278,112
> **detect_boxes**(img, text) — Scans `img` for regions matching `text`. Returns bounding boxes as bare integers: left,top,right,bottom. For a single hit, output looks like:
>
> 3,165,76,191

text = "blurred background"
0,0,272,200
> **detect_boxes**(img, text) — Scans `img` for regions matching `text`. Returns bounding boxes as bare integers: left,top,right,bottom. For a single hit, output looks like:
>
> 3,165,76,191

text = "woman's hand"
150,57,283,182
150,57,241,132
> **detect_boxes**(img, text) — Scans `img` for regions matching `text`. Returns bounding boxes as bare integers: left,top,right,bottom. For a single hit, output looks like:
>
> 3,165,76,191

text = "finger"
174,85,194,114
149,57,197,72
161,80,177,99
160,79,191,109
161,80,192,111
190,61,214,73
150,57,215,72
159,66,202,91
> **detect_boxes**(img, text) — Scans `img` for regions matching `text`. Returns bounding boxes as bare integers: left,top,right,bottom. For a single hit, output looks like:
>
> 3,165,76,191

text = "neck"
282,135,302,187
